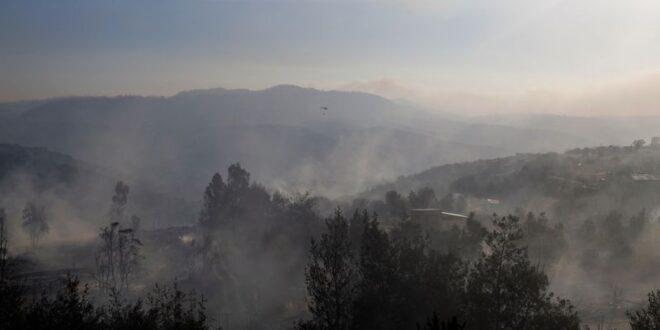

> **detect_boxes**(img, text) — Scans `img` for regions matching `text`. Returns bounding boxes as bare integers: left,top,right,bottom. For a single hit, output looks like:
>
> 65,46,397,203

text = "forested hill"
365,142,660,220
0,144,193,232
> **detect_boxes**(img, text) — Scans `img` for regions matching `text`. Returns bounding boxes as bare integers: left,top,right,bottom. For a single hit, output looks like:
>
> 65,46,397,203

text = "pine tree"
464,215,579,330
198,173,226,232
297,209,356,330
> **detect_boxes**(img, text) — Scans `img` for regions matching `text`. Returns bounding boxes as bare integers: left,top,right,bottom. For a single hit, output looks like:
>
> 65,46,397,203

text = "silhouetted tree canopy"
297,209,355,330
464,215,579,330
0,275,219,330
628,290,660,330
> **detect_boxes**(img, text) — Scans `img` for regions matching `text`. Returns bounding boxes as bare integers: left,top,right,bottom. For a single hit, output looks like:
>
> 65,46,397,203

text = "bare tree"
109,181,129,223
96,222,120,291
21,202,48,250
95,222,142,292
96,181,142,292
117,227,141,291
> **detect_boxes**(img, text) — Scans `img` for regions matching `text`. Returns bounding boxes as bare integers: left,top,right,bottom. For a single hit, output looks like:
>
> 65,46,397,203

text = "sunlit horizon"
3,0,660,115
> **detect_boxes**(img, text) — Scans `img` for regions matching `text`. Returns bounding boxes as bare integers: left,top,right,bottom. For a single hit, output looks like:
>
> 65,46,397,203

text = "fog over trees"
1,137,660,329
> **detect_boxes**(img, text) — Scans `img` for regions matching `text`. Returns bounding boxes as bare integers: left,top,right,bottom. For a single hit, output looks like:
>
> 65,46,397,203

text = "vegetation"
96,182,143,293
0,275,218,330
464,215,578,330
296,210,355,330
95,222,142,293
628,290,660,330
297,211,579,330
6,145,660,329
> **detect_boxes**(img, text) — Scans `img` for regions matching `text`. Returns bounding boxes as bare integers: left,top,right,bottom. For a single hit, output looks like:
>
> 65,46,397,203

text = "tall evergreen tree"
297,209,356,330
227,163,250,192
464,215,579,330
199,173,226,232
352,214,396,330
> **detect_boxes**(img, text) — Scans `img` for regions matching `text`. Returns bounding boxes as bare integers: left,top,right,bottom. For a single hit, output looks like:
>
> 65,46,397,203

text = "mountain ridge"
0,85,637,198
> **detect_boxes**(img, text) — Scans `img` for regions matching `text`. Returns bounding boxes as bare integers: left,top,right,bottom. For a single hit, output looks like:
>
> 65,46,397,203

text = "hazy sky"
2,0,660,115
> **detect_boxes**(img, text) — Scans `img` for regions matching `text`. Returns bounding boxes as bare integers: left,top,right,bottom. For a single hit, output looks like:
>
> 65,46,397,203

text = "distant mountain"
0,86,594,198
0,144,193,238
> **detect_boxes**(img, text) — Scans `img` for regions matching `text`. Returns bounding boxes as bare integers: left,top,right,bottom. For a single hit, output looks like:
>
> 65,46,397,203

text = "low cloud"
335,72,660,116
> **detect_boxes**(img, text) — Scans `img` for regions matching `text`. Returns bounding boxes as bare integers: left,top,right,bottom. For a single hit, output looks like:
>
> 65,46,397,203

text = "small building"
486,198,500,205
409,208,469,231
631,173,660,181
651,136,660,147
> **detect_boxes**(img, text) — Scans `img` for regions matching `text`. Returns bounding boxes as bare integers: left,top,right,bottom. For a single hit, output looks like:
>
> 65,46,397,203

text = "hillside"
366,143,660,221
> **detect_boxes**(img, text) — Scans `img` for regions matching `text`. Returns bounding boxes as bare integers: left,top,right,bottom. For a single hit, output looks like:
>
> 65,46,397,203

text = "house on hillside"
651,136,660,147
409,208,469,231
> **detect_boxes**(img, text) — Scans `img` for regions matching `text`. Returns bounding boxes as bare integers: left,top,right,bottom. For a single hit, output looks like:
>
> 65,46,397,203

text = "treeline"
362,181,660,293
295,211,580,330
350,187,468,222
353,184,566,266
0,275,217,330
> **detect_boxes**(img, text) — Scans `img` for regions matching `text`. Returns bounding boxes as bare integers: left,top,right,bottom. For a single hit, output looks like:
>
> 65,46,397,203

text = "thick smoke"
3,87,660,329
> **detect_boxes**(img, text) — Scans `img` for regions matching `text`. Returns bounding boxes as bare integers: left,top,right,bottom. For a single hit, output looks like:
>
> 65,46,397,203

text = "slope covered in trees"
367,143,660,219
357,142,660,328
